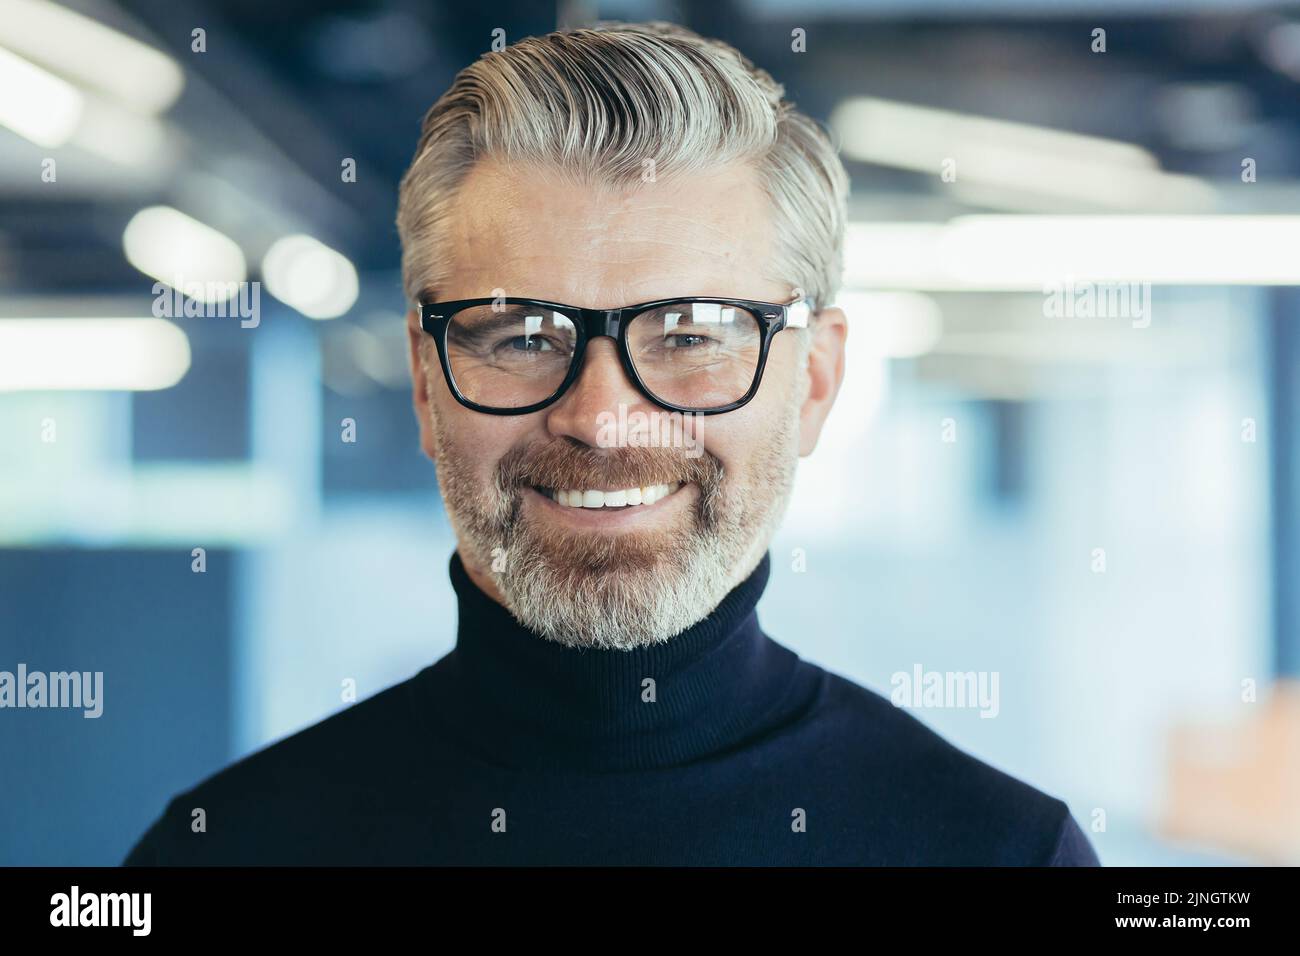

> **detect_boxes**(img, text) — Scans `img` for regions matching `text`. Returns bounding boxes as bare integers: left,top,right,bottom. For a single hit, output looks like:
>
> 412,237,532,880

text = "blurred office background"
2,0,1299,866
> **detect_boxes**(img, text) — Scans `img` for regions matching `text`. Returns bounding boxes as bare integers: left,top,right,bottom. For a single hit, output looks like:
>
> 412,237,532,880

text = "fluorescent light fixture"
0,464,291,546
71,98,169,169
833,291,943,357
123,206,247,300
0,45,83,146
831,96,1213,210
1259,21,1300,80
262,234,359,319
845,216,1300,289
0,318,191,391
0,0,184,114
843,223,951,290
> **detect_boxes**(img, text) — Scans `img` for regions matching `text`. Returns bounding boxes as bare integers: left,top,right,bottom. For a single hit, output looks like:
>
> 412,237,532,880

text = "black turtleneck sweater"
123,551,1100,866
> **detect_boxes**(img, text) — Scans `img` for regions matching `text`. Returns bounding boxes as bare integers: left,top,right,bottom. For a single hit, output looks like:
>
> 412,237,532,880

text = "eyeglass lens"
443,301,763,410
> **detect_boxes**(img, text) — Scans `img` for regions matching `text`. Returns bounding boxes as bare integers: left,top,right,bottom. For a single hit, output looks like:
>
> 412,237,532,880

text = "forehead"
440,158,785,307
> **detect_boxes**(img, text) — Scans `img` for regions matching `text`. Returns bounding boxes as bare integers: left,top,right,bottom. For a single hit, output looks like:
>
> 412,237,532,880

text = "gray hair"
395,20,849,311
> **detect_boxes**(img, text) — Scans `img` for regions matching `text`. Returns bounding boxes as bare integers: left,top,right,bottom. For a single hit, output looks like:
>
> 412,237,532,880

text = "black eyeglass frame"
418,295,814,416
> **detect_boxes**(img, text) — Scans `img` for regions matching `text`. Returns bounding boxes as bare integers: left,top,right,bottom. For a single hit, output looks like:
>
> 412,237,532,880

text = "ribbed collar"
419,548,807,773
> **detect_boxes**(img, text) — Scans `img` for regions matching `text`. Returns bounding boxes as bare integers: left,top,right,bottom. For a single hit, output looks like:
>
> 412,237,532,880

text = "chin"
495,534,729,650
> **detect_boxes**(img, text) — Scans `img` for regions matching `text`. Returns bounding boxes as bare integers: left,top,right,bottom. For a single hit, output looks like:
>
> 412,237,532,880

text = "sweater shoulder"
122,670,427,865
796,665,1096,865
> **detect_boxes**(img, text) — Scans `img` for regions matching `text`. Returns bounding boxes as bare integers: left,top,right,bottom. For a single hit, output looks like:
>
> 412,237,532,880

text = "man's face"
406,158,846,649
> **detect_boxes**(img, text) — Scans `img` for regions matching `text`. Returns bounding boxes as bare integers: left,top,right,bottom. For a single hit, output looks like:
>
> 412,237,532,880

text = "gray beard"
429,373,801,650
497,521,748,649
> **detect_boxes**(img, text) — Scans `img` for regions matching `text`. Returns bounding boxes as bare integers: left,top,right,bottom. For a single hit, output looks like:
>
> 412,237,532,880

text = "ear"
406,307,440,462
797,306,848,456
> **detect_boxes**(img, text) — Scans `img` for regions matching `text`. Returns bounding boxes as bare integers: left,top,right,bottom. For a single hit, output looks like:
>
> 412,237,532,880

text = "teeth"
546,483,679,508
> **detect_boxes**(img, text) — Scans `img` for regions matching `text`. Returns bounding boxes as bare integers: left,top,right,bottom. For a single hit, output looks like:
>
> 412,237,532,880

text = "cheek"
700,405,769,477
431,389,537,477
699,348,801,476
764,335,804,389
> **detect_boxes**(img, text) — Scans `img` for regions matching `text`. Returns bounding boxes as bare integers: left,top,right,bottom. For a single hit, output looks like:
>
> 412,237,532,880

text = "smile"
532,483,683,509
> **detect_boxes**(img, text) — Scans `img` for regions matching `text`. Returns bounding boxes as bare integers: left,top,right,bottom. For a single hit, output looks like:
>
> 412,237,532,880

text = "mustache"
497,440,722,493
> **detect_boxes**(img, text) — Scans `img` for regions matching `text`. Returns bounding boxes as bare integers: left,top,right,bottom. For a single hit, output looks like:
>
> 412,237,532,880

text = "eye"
663,333,713,349
506,335,556,352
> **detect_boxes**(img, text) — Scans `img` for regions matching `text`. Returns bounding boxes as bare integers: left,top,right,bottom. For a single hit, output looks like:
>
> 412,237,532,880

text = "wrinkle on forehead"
441,157,787,306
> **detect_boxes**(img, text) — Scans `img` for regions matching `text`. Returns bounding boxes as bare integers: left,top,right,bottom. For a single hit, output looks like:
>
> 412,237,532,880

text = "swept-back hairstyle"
396,20,848,311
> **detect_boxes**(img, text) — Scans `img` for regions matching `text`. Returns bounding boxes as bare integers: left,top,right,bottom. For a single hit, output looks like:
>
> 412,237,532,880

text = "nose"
544,337,655,447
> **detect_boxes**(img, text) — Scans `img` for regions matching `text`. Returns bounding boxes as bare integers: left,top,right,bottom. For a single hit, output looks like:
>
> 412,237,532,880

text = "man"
125,21,1099,866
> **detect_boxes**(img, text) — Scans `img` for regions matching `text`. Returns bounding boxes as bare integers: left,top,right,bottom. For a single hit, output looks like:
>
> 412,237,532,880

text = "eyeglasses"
418,294,813,415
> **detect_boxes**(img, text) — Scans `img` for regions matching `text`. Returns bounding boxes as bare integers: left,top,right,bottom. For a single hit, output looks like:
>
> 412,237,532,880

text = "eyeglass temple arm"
782,294,815,330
